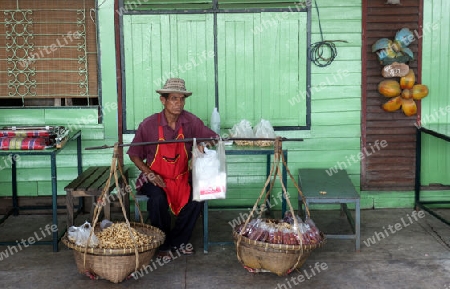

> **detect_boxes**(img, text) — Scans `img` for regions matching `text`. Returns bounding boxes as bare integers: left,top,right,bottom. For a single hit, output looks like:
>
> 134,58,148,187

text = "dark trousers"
140,182,202,251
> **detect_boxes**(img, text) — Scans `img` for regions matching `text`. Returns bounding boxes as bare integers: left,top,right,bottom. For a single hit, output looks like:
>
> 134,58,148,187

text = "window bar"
5,9,36,105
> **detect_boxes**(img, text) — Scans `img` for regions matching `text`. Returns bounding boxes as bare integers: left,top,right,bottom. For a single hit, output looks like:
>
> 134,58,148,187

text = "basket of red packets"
233,211,326,276
233,138,326,276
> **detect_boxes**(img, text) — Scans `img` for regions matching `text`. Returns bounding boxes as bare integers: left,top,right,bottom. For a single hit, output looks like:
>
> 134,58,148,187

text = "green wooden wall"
420,0,450,186
0,0,362,210
281,0,363,208
5,0,447,210
123,12,307,131
121,0,362,210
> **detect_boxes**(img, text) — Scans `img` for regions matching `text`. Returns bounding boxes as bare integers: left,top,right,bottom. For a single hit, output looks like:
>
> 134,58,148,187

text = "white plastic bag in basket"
67,221,99,247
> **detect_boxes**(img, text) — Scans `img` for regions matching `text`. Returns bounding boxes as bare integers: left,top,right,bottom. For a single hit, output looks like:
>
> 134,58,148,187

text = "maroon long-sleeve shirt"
127,110,218,191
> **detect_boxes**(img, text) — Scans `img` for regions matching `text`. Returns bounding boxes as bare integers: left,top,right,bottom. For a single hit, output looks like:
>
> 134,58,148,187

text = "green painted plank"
171,14,215,123
311,124,360,138
0,109,45,125
421,134,450,185
217,14,256,127
311,72,361,87
259,12,307,127
315,0,360,7
283,137,360,151
311,20,361,34
124,14,215,130
311,61,361,74
0,167,81,182
312,111,360,126
98,2,120,140
311,7,361,21
309,85,361,101
420,0,450,189
311,33,361,48
0,109,98,127
78,126,105,140
218,12,308,128
44,108,99,125
311,98,360,113
0,181,38,197
12,155,80,169
123,3,212,10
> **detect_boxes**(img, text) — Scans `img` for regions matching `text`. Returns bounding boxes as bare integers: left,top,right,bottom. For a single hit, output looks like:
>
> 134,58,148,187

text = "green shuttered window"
121,1,309,133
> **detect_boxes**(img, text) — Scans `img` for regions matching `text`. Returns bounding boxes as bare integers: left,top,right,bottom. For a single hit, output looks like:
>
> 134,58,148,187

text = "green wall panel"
0,109,45,124
217,12,307,128
0,181,38,197
98,0,119,140
420,0,450,186
123,14,215,131
118,0,362,207
1,1,387,210
311,20,361,34
0,108,98,126
313,112,360,126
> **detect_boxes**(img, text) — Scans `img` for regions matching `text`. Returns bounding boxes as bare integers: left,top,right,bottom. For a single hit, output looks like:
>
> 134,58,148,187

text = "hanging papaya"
412,84,429,100
401,89,413,99
382,96,402,112
401,98,417,116
400,69,415,89
378,80,401,97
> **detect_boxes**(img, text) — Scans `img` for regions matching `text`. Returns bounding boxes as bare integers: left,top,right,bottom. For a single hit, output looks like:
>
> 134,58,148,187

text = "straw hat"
156,78,192,97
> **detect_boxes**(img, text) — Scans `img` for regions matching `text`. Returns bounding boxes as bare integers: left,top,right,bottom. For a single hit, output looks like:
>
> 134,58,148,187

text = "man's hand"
129,155,166,188
146,171,166,188
197,143,206,153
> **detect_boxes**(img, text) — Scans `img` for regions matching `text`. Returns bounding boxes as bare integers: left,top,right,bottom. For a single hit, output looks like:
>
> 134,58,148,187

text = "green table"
0,130,82,252
298,168,360,251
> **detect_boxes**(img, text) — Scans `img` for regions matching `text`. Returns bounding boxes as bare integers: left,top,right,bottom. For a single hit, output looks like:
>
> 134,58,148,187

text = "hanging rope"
310,0,348,67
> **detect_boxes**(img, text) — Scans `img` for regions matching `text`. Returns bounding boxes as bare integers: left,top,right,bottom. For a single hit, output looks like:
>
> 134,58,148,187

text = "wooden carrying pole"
84,137,303,150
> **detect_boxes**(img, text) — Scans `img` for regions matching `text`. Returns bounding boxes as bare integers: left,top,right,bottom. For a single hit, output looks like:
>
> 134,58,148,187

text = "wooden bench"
65,166,130,227
298,168,360,251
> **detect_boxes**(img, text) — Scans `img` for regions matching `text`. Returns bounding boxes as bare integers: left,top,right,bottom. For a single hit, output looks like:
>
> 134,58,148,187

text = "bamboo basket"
61,222,164,283
234,138,326,276
62,144,165,283
233,229,325,275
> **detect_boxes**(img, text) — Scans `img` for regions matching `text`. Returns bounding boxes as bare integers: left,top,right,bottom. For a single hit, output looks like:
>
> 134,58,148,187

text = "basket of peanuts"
62,221,165,283
233,139,326,276
61,145,165,283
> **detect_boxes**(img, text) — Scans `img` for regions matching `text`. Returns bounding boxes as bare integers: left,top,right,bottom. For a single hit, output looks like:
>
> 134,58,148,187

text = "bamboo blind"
0,0,98,106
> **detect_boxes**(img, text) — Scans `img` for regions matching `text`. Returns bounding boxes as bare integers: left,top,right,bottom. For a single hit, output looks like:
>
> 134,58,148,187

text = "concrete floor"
0,207,449,289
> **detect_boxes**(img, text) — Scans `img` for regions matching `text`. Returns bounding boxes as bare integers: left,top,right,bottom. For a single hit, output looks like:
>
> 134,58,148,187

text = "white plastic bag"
253,119,276,146
67,221,99,247
253,119,276,138
229,119,254,138
192,138,227,201
229,119,255,146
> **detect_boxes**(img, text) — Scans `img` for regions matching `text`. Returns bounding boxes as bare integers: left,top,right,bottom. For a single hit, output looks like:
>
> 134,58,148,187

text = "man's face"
161,93,186,115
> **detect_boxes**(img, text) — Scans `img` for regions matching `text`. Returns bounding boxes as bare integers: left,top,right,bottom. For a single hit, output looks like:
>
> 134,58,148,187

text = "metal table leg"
203,201,209,253
355,199,360,251
282,151,287,216
51,153,59,252
12,153,19,216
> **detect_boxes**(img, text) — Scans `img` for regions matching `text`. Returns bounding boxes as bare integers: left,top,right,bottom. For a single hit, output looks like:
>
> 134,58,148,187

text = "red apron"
148,118,190,215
